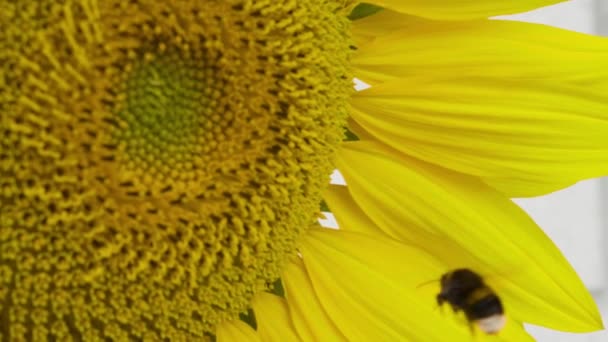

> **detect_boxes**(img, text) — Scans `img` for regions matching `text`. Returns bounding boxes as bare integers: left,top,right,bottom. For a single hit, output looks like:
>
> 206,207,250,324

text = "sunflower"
0,0,606,340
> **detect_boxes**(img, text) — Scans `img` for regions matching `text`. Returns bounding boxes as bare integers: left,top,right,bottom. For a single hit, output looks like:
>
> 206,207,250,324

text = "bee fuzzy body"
437,268,506,334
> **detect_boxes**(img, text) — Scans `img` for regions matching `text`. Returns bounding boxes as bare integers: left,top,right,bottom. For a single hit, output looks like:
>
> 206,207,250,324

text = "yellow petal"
301,228,472,341
365,0,565,20
323,184,381,236
323,183,468,264
252,292,301,342
282,258,347,341
336,141,602,331
354,18,608,86
216,319,261,342
351,9,426,47
351,76,608,197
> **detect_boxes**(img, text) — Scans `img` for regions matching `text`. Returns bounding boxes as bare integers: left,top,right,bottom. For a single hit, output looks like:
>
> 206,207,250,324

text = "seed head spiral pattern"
0,0,352,340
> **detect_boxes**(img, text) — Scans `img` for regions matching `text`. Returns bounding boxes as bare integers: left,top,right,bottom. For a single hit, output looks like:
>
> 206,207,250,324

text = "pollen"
0,0,352,340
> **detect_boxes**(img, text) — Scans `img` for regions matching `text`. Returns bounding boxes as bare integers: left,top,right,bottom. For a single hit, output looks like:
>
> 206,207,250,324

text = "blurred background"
502,0,607,340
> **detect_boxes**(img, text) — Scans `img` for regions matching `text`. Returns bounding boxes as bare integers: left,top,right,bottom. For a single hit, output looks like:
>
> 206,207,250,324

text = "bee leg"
436,296,444,307
435,297,444,313
468,322,477,336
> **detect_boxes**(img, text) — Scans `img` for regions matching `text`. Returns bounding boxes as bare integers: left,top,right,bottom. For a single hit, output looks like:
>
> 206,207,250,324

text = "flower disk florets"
0,0,351,340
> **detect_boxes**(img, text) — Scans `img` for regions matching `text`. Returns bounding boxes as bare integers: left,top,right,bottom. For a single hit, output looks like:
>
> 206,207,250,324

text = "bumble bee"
437,268,506,334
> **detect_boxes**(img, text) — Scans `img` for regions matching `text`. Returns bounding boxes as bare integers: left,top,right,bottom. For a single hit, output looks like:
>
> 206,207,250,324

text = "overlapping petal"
334,140,602,332
216,319,261,342
323,183,466,264
351,8,427,46
282,259,347,341
365,0,566,20
354,17,608,86
350,76,608,197
322,186,536,341
301,228,472,341
252,292,301,342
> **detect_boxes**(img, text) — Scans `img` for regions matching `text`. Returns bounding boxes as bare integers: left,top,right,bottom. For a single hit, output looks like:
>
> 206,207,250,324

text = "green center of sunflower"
0,0,352,340
117,53,213,177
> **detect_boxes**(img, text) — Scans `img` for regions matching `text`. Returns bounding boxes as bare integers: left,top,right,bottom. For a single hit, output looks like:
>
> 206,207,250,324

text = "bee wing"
479,262,527,290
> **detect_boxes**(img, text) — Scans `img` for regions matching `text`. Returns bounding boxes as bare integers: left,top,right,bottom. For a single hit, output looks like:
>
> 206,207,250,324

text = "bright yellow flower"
0,0,604,341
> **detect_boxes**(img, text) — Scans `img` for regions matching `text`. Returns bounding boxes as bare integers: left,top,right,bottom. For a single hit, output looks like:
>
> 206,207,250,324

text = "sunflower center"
1,0,352,340
117,52,215,178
